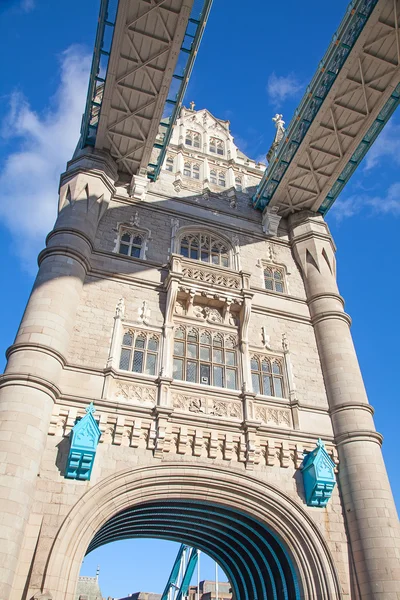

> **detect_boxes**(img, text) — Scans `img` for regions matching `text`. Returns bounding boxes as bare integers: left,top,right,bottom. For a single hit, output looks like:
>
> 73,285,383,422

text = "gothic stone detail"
255,405,292,428
181,265,241,289
114,381,157,405
172,393,242,419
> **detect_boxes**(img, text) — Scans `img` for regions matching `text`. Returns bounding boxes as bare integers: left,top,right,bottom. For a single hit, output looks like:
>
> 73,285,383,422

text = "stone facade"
0,106,399,600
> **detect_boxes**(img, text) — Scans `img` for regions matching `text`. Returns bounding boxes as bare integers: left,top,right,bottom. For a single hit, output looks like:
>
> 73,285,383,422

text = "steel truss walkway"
253,0,400,216
80,0,212,181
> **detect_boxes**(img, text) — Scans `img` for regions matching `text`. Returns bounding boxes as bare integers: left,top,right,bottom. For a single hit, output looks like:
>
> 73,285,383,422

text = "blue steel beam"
80,0,118,149
319,81,400,214
160,544,186,600
80,0,212,182
147,0,213,182
176,547,199,600
252,0,380,212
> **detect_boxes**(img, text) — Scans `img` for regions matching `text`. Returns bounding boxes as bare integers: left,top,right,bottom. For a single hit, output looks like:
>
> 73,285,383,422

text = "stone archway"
40,462,342,600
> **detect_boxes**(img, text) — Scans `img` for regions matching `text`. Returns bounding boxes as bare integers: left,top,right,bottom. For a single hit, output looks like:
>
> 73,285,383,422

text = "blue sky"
0,0,399,597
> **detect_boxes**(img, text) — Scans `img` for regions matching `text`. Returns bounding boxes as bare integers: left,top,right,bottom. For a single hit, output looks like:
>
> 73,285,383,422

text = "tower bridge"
0,1,400,600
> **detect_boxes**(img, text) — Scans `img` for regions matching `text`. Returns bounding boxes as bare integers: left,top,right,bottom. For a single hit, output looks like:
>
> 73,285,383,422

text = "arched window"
118,230,143,258
209,137,224,156
235,176,242,191
165,156,174,172
173,327,238,389
210,169,217,185
251,356,284,397
264,267,285,293
119,330,160,375
179,233,230,267
218,172,226,187
185,130,201,148
183,162,201,179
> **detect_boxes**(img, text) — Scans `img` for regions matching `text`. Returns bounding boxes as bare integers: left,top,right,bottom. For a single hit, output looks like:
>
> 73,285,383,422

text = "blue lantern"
65,403,101,481
301,438,336,507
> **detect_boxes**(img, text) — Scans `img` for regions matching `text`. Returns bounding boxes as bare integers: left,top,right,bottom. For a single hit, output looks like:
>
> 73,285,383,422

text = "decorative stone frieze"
172,393,242,419
48,404,320,469
254,405,292,428
181,264,241,289
114,381,157,405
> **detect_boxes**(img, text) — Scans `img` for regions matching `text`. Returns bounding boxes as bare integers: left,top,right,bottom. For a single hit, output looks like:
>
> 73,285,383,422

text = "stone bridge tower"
0,105,399,600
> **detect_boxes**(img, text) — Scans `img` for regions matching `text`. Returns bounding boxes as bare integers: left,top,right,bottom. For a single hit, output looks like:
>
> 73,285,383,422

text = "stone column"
0,149,116,599
289,210,400,600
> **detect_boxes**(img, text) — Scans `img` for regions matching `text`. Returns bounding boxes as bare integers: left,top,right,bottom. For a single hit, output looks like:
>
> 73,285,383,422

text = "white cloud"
364,118,400,170
331,182,400,221
267,73,303,105
0,46,91,272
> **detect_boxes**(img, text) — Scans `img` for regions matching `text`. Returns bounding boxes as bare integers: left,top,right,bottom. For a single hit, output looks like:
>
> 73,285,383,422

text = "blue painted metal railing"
147,0,213,181
319,82,400,214
80,0,118,149
252,0,379,212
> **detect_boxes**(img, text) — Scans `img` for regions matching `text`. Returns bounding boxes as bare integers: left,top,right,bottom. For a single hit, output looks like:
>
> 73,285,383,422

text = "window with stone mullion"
251,356,284,397
119,231,143,258
173,327,238,390
119,330,159,375
179,234,229,267
264,267,285,293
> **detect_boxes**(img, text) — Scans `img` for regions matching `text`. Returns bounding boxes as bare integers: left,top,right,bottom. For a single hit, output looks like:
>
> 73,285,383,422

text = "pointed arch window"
119,330,160,375
210,137,224,156
210,169,217,185
183,162,200,180
165,156,174,172
118,230,143,259
264,266,285,293
179,233,230,267
235,176,242,191
173,326,238,389
218,171,226,187
185,130,201,148
251,356,284,397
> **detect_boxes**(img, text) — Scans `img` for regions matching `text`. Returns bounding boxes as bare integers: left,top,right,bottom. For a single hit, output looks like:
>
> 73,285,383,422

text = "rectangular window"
173,358,183,380
186,361,197,383
200,363,210,385
132,350,144,373
119,330,160,376
119,348,131,370
213,366,224,388
145,353,157,375
252,372,261,395
226,369,237,390
172,328,238,390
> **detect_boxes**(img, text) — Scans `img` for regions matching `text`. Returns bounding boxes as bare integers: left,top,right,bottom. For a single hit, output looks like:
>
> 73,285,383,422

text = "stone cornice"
311,310,352,327
307,291,345,308
46,227,94,252
0,372,60,401
330,402,374,417
335,430,383,447
6,342,66,367
38,245,91,273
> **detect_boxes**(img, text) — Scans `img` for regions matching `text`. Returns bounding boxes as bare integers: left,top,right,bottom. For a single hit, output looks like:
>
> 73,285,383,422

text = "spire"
96,565,100,579
266,114,286,163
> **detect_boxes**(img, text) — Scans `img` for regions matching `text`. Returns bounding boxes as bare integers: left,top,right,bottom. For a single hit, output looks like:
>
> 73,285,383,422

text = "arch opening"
85,500,301,600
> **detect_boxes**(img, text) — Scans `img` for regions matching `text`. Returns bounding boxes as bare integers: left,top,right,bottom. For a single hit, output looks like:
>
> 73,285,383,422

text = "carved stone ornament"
173,393,242,419
174,299,186,316
255,405,291,428
181,265,241,289
115,381,156,404
262,206,282,237
115,297,125,319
